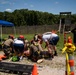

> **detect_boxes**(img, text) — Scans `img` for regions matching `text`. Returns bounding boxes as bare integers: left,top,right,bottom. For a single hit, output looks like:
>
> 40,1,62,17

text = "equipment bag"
12,56,19,62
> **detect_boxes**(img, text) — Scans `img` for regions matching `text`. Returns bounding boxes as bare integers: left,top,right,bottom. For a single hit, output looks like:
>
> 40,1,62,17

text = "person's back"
3,35,14,57
13,35,25,60
14,39,24,44
42,32,58,42
4,39,13,47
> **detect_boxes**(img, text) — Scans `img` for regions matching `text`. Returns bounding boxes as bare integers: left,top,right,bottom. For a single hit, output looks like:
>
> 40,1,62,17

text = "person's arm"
37,43,43,51
71,28,76,33
63,30,71,33
45,41,49,48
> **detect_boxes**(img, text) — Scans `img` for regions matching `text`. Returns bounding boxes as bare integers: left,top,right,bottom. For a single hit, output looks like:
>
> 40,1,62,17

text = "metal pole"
13,26,16,36
0,25,2,43
59,19,61,34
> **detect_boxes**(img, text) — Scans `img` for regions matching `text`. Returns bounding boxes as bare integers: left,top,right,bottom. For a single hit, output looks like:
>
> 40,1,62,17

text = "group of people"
2,31,59,62
3,35,25,60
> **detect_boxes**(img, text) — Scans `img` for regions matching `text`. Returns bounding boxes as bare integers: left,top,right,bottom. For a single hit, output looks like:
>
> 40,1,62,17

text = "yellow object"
66,53,70,75
62,43,75,75
62,43,75,54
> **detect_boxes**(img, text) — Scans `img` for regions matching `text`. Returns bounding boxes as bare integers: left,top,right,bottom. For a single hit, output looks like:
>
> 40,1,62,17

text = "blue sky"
0,0,76,14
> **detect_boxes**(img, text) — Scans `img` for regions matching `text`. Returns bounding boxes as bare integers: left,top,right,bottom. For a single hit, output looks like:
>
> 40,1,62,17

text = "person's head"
37,34,43,44
38,34,42,39
67,36,72,43
33,34,43,44
34,34,38,42
18,35,24,40
8,35,14,40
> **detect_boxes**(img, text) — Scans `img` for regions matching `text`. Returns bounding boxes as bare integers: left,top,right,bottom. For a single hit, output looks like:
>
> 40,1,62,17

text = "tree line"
0,9,76,26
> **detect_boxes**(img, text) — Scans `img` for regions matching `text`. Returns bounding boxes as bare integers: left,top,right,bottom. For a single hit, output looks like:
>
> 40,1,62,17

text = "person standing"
71,27,76,46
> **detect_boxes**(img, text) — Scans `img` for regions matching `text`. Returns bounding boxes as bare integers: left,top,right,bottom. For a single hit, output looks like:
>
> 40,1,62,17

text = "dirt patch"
0,51,76,75
38,56,76,75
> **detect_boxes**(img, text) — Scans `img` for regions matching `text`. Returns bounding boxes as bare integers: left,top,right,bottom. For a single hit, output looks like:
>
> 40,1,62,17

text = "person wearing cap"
13,35,25,60
3,35,14,57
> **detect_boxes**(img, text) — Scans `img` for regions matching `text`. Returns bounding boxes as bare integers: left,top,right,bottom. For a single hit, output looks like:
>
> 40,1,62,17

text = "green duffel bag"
12,56,19,62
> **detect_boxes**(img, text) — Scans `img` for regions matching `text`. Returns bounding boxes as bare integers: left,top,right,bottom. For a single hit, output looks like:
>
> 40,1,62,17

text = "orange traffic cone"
64,33,67,44
32,64,38,75
67,36,72,44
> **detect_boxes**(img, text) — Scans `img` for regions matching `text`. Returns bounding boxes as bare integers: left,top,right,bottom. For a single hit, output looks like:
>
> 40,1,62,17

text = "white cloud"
55,2,59,4
1,1,8,4
5,9,12,12
0,0,14,5
30,5,34,7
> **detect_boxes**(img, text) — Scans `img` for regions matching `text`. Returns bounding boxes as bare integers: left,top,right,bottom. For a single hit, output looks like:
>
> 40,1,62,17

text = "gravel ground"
38,56,76,75
0,51,76,75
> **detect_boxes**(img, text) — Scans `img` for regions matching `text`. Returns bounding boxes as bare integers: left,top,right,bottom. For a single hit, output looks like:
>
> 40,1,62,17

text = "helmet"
67,36,72,43
19,35,24,39
34,34,38,41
